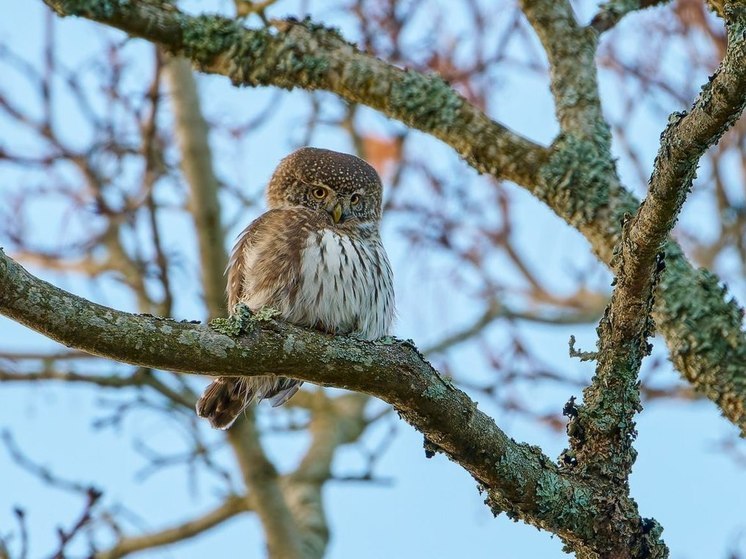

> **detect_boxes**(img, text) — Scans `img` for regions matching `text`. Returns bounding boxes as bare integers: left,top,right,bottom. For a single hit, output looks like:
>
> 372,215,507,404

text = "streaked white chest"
294,228,394,340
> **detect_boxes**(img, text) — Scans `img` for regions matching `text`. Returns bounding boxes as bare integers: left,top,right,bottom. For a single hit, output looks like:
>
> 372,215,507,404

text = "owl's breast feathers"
227,207,394,340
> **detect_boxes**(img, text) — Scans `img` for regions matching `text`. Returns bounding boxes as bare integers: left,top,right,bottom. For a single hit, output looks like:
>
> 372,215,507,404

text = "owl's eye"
350,194,361,206
312,187,327,200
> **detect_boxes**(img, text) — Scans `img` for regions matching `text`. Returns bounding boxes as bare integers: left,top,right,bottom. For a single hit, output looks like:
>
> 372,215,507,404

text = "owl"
196,147,395,429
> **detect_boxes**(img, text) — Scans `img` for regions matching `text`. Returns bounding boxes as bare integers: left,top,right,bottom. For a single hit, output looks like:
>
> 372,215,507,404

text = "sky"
1,1,745,558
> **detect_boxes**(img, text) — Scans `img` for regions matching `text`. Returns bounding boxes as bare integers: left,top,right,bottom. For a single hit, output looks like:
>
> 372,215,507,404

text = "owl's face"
266,147,383,226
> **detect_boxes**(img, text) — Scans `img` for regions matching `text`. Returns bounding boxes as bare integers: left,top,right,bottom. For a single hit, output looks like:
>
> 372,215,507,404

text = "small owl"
196,147,395,429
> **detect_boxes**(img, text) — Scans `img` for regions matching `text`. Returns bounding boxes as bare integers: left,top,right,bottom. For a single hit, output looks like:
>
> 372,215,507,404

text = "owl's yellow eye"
350,193,361,206
312,187,327,200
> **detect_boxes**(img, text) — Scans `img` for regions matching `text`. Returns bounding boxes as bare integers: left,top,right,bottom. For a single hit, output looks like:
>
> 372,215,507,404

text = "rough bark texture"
557,9,746,557
572,0,746,484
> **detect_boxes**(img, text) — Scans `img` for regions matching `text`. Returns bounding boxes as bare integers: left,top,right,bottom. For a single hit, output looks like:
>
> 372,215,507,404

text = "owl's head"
266,147,383,226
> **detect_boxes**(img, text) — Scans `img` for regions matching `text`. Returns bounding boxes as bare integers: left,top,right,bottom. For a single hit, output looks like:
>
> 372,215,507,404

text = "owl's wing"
226,207,320,314
225,209,280,313
199,210,307,429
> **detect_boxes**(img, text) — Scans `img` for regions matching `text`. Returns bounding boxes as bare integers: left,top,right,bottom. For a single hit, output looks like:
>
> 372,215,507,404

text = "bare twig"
96,495,249,559
591,0,673,34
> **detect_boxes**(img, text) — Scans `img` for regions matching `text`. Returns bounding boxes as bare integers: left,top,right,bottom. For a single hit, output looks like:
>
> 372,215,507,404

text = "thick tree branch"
635,8,746,268
560,12,746,555
579,0,746,477
648,5,746,432
223,420,306,559
519,0,611,144
42,0,549,188
0,249,663,556
283,393,369,559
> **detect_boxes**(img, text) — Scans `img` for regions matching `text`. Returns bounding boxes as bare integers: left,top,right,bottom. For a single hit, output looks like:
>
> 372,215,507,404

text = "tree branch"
560,11,746,555
0,248,664,556
0,366,195,408
580,0,746,475
96,495,249,559
421,298,605,356
224,418,306,558
590,0,673,34
283,393,369,559
42,0,549,188
519,0,610,142
648,4,746,431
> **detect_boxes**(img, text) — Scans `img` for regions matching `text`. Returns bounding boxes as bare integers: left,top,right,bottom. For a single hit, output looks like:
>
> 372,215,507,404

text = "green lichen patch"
535,473,594,540
225,23,332,90
180,14,243,65
374,336,396,345
209,304,257,336
59,0,125,19
208,316,243,337
252,306,281,322
389,71,463,131
282,333,306,355
539,133,614,228
322,343,373,367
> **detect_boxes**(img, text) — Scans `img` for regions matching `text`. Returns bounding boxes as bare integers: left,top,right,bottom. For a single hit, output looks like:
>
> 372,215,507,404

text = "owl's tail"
196,378,250,429
196,376,303,429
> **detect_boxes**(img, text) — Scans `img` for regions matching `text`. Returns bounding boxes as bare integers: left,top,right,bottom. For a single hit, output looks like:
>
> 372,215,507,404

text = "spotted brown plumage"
196,147,395,429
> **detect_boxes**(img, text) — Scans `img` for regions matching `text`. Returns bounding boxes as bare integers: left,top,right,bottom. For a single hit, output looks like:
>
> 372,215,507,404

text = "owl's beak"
330,203,343,224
